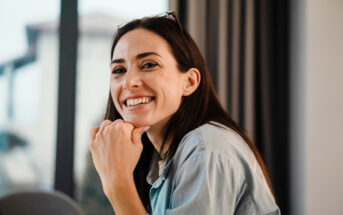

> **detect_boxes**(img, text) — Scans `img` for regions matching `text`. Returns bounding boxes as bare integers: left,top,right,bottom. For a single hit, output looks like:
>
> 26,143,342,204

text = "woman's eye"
142,62,157,69
112,68,126,74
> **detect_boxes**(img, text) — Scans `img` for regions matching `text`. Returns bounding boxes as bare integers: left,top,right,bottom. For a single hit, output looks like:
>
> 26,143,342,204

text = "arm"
106,174,146,215
89,119,149,215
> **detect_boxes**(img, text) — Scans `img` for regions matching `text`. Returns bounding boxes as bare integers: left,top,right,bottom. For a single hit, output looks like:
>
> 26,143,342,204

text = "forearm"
106,174,147,215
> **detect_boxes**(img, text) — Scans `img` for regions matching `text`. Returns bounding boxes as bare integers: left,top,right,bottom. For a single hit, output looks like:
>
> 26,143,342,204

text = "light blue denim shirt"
146,122,281,215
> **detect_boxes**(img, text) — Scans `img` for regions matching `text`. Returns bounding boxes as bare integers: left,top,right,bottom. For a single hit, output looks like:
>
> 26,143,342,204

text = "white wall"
291,0,343,214
306,0,343,214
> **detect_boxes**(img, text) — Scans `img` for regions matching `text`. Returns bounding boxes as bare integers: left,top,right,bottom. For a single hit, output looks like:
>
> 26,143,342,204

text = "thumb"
131,125,150,144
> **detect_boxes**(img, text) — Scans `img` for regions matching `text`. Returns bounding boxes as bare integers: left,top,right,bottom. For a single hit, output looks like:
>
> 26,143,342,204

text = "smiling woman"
110,28,198,130
89,12,281,215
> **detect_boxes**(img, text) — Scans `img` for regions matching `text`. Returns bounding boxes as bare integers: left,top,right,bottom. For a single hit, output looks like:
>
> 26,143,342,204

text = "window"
74,1,168,214
0,0,60,194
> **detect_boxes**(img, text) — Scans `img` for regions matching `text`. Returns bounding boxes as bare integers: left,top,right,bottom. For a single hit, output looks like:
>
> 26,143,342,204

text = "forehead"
112,28,173,60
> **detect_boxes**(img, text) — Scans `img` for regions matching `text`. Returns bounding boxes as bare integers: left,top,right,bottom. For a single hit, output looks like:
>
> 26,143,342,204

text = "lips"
123,96,155,107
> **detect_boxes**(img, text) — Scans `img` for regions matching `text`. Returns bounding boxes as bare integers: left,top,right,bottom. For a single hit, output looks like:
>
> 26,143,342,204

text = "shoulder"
172,122,256,169
170,122,272,191
168,123,280,214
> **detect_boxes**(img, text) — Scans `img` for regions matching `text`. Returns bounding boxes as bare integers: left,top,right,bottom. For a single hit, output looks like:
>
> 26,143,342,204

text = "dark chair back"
0,190,85,215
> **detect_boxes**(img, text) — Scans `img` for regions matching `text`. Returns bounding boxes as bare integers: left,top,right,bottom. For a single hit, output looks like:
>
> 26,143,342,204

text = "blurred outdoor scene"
0,0,167,214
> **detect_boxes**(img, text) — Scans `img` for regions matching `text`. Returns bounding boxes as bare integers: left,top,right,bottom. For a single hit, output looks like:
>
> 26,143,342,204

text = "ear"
182,68,201,96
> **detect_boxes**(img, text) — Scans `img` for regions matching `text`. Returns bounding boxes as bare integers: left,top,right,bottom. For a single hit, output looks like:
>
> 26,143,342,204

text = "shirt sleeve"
166,150,243,215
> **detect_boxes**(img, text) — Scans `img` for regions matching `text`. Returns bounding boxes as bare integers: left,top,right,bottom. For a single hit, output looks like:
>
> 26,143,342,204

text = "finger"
109,119,125,131
114,119,124,124
98,120,113,134
90,127,100,140
131,126,150,144
111,119,133,136
89,126,100,150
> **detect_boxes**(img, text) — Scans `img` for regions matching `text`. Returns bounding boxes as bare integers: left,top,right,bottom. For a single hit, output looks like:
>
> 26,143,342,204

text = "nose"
122,68,142,89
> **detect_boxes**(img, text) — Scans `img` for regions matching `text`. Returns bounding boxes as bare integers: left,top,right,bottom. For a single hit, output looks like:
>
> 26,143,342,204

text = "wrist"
104,173,134,198
103,172,146,215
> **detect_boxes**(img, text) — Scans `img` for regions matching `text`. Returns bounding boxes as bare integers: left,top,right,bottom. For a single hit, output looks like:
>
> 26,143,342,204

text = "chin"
123,117,151,128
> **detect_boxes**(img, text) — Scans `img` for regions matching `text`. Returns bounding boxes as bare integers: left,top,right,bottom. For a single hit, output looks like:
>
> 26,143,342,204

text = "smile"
124,96,155,107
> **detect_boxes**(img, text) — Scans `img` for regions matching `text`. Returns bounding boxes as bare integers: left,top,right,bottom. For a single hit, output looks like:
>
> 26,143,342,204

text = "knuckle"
112,122,120,130
124,123,134,130
102,119,112,124
90,127,99,136
112,120,124,130
103,125,112,134
110,119,133,135
100,120,112,129
95,131,101,142
113,119,124,126
89,141,94,151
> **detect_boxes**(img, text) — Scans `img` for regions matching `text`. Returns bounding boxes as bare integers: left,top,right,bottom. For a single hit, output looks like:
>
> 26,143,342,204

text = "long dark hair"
105,15,275,211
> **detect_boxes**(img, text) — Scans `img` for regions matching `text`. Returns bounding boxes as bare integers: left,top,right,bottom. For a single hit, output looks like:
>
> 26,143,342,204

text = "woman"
89,11,280,215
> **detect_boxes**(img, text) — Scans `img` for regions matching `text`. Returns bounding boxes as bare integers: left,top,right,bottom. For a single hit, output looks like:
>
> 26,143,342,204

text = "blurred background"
0,0,342,215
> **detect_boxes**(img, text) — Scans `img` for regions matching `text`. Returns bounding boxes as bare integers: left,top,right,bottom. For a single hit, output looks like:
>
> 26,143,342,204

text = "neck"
146,119,171,159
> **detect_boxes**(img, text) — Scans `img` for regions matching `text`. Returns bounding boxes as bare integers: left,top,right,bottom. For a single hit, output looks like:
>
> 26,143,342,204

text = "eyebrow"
111,52,161,65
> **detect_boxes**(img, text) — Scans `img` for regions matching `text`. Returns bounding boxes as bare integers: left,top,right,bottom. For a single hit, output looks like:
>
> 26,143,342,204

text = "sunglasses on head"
117,11,184,34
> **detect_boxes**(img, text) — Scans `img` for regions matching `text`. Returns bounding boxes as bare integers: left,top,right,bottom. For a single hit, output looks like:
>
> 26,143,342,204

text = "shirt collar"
146,151,174,185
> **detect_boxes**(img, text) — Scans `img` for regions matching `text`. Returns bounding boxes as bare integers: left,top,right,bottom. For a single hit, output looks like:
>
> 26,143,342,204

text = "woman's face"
111,28,187,128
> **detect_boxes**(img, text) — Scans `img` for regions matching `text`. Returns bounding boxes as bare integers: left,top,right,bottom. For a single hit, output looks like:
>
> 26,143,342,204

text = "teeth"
126,97,152,107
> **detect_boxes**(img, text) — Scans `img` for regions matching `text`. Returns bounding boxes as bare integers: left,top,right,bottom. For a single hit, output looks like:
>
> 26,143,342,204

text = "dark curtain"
171,0,290,213
255,0,290,214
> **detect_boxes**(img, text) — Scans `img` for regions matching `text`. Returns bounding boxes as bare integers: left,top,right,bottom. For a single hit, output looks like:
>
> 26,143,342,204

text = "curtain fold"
171,0,290,213
255,1,290,214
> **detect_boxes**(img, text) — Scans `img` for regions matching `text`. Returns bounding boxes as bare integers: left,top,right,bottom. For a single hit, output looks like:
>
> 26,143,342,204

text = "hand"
89,119,149,195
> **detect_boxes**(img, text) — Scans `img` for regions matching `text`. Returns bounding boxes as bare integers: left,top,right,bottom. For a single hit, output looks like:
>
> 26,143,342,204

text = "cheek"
159,74,185,105
159,72,184,89
165,75,185,97
110,81,122,108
